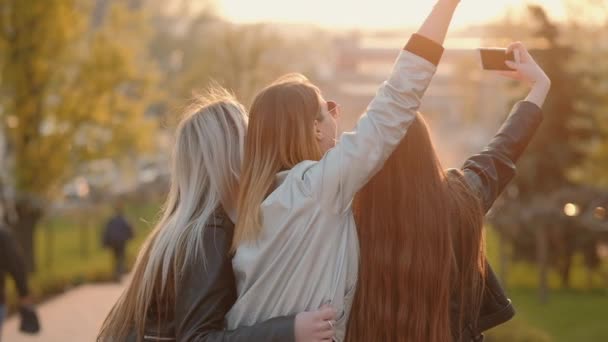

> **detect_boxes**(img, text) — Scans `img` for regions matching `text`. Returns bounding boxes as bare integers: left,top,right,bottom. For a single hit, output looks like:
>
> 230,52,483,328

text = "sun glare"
219,0,566,29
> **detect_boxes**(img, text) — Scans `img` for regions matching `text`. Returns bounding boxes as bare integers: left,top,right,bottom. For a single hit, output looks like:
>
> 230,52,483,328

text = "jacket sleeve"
460,101,543,212
303,34,443,214
0,229,30,298
174,220,295,342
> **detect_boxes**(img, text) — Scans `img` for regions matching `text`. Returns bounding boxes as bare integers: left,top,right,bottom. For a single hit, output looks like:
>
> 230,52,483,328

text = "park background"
1,0,608,341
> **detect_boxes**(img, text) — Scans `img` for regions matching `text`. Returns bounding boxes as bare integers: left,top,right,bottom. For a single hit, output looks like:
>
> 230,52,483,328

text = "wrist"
526,84,550,108
438,0,460,8
532,77,551,91
294,313,303,335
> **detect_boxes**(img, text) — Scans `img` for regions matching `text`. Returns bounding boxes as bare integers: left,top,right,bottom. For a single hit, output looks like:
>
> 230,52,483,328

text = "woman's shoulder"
444,168,483,209
206,207,234,231
286,160,318,179
270,160,318,198
198,207,234,254
445,168,469,186
446,168,480,193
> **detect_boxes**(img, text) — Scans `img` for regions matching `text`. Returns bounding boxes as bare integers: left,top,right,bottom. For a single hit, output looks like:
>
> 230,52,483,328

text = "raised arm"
304,1,462,212
459,42,550,212
458,101,543,212
418,0,461,46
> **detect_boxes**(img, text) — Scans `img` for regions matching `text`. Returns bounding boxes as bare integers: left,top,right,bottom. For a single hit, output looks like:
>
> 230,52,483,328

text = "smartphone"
479,48,515,71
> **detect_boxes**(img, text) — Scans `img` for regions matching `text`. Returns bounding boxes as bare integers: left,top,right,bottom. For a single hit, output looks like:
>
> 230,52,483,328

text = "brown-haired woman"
346,42,551,341
227,1,464,340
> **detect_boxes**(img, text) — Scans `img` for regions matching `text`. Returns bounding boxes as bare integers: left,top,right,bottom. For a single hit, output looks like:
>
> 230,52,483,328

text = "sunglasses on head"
327,100,339,115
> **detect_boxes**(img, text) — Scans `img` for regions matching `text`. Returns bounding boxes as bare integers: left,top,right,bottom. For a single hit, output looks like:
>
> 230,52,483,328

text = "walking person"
103,203,134,281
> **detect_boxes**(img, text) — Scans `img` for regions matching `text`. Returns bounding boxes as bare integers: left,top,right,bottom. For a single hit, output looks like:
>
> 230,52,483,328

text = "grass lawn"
484,227,608,342
507,288,608,342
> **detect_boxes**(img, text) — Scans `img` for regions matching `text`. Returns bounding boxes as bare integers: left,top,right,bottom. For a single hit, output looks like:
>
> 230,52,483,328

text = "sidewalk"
2,281,126,342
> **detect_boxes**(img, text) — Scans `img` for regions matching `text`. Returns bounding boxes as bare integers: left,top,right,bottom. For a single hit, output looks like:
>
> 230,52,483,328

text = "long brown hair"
233,74,323,250
346,113,486,342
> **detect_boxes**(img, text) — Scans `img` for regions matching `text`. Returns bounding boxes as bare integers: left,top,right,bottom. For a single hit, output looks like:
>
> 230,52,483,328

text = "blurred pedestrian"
102,203,134,282
0,225,38,341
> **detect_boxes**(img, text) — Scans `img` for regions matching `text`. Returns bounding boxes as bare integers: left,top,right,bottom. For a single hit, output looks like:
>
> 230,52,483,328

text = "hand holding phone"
495,42,550,86
479,48,516,71
496,42,551,108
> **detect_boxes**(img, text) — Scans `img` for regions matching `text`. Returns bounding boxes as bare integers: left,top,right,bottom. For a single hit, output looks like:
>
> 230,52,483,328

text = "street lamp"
563,203,580,217
593,207,606,220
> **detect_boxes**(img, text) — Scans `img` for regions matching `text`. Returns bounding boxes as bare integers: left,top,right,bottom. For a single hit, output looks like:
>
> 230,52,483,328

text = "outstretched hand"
496,42,550,87
497,42,551,107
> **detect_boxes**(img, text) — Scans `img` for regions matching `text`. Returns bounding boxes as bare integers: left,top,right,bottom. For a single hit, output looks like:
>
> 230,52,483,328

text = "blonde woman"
98,89,336,342
228,1,463,340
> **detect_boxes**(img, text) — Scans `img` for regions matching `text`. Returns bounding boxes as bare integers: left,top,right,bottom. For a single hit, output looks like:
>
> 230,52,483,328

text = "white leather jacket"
227,35,442,341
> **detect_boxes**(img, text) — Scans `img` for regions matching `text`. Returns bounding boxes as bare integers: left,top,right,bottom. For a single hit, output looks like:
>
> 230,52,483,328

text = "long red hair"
346,113,486,342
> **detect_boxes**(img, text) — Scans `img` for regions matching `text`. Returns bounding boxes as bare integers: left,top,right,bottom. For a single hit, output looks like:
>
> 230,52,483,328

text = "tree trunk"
536,226,549,304
11,199,44,273
45,219,54,269
587,265,594,290
498,230,510,285
559,252,573,289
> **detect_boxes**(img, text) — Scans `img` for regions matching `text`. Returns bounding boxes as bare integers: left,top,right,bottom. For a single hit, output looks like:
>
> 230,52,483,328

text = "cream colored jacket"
227,44,438,341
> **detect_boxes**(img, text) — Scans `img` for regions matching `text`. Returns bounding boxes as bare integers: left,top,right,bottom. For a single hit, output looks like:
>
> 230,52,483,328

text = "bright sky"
218,0,567,29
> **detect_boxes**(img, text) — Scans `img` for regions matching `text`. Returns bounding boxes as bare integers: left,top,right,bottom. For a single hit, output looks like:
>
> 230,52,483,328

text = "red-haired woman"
347,42,550,341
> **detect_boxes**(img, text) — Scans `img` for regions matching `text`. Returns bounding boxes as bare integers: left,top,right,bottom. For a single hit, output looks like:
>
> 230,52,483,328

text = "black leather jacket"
129,210,295,342
449,100,543,341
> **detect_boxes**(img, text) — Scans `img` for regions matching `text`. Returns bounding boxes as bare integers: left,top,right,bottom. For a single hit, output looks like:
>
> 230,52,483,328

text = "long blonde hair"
98,87,247,341
232,74,323,250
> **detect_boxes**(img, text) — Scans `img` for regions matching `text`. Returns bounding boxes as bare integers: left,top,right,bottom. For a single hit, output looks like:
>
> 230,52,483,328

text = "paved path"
2,281,126,342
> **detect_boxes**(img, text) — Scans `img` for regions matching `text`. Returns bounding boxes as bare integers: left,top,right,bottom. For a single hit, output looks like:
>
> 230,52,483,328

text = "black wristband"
404,34,445,66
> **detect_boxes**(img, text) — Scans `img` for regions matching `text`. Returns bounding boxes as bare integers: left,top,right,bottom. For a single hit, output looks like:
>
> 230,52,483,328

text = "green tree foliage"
145,0,329,121
0,0,155,269
513,6,593,195
565,0,608,187
491,4,608,292
493,4,608,297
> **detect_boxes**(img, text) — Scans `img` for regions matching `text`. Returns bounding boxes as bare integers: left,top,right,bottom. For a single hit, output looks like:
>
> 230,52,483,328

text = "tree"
490,4,608,292
177,22,310,106
0,0,155,270
564,0,608,188
145,0,329,122
512,6,592,196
